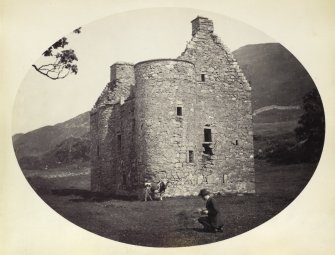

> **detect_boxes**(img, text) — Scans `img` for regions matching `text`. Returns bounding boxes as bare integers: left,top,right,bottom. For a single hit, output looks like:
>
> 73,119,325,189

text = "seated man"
198,189,224,233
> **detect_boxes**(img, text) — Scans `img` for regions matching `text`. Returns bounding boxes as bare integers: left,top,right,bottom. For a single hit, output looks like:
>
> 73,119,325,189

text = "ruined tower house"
90,17,255,197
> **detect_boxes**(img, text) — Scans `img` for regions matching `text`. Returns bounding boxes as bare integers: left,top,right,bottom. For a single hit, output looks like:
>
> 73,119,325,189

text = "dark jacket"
206,197,223,228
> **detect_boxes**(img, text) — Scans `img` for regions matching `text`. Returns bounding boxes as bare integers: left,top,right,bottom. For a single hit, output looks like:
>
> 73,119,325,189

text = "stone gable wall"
178,16,255,193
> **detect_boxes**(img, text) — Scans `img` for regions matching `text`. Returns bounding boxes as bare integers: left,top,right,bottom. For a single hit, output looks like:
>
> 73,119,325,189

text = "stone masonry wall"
117,100,138,195
178,16,255,193
90,110,99,191
134,59,198,196
90,63,135,193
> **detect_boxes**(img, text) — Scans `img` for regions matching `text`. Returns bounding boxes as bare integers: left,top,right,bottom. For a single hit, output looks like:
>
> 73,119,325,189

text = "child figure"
198,189,224,233
144,183,153,201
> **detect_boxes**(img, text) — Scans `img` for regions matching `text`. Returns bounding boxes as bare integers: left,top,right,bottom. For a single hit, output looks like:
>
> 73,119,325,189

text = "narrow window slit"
177,107,182,116
204,128,212,142
117,134,121,151
189,150,194,163
122,174,127,185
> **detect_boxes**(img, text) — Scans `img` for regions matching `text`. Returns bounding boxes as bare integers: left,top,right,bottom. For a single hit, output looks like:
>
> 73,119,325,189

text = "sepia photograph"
2,1,335,254
11,8,325,247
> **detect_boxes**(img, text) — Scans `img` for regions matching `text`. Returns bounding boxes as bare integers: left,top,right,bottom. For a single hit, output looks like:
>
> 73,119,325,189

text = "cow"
144,180,170,201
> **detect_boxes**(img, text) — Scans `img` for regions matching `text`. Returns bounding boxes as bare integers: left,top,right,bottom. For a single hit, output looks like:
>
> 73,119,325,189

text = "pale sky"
12,8,275,134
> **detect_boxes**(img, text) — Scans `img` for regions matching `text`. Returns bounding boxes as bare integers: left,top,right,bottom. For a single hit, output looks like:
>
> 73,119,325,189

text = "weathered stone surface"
90,16,255,198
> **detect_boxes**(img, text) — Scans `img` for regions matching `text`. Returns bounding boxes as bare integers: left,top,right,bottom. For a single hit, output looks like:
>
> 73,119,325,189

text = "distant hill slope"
252,106,303,124
13,111,90,160
233,43,315,110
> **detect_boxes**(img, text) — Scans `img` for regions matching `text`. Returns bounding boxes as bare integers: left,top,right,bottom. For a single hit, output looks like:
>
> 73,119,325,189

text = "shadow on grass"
191,227,206,233
51,188,139,202
174,227,208,233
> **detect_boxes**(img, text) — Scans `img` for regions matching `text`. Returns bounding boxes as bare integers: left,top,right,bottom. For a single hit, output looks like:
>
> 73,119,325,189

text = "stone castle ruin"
90,17,255,197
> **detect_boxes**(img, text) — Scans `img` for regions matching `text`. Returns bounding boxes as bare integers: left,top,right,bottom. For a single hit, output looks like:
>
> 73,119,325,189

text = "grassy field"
253,120,298,138
24,160,317,247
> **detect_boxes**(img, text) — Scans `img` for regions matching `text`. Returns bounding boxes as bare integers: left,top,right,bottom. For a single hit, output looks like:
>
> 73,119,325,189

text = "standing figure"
144,183,153,201
198,189,224,233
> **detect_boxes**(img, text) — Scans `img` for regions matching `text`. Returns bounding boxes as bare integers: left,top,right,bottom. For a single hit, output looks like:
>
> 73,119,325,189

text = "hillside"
233,43,315,111
252,107,303,123
13,111,90,162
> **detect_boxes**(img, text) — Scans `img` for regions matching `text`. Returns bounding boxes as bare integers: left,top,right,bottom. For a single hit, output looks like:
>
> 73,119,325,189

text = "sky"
12,8,275,134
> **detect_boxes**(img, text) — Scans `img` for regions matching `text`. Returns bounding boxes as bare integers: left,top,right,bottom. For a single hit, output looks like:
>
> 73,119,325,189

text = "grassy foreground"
24,160,317,247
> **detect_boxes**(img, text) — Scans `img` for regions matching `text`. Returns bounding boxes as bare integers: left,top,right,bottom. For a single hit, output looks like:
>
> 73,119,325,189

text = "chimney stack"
191,16,214,36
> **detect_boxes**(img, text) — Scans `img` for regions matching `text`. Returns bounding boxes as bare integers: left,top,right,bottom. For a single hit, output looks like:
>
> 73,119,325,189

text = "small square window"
189,150,194,163
177,107,182,116
201,74,205,82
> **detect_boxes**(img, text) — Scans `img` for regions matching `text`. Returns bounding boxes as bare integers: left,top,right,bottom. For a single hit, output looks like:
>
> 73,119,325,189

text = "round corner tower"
134,59,198,196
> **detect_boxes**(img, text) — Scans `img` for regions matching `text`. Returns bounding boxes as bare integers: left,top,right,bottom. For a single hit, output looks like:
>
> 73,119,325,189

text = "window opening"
235,140,238,145
203,144,214,155
122,174,127,185
117,134,121,151
177,107,183,116
204,128,212,142
201,74,205,82
97,145,100,156
189,150,194,163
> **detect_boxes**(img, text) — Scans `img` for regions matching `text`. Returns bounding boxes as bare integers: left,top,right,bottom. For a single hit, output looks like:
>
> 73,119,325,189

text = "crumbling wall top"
134,58,195,67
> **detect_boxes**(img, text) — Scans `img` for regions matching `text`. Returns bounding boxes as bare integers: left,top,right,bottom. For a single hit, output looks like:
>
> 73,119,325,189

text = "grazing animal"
158,180,170,200
147,180,170,201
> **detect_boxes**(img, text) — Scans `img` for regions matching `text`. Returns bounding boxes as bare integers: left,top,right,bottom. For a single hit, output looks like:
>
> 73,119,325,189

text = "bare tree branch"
32,64,63,80
32,64,73,80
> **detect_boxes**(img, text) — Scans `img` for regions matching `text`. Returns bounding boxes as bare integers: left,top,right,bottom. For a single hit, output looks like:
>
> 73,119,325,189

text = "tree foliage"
257,88,325,165
32,27,81,80
294,88,325,162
